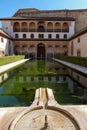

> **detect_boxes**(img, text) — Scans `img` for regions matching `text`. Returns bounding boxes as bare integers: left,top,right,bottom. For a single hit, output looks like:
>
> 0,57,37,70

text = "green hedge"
55,56,87,67
0,55,25,66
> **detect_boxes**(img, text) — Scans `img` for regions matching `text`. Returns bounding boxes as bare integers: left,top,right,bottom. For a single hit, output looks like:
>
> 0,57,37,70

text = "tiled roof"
11,8,75,21
0,29,11,39
70,27,87,39
13,8,87,16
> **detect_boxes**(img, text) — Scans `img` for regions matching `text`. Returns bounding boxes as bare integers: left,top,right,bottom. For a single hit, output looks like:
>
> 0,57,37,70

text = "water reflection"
0,59,87,107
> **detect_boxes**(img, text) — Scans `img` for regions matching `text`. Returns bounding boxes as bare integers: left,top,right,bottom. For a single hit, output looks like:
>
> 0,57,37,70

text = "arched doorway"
37,43,45,58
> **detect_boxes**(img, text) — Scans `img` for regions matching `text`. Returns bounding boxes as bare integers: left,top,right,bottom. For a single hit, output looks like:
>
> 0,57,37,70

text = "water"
0,59,87,107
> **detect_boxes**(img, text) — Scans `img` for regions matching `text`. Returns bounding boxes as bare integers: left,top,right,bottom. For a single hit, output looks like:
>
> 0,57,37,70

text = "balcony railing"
13,29,69,33
46,29,54,32
62,29,69,32
21,29,28,32
13,29,20,32
54,29,61,32
29,29,36,32
37,29,45,32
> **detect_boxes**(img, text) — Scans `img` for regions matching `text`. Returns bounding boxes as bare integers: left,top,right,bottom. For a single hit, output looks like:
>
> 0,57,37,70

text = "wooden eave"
0,32,11,39
70,27,87,40
0,17,75,21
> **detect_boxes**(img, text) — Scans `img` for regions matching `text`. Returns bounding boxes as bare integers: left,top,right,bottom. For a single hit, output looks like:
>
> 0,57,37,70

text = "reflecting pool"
0,59,87,107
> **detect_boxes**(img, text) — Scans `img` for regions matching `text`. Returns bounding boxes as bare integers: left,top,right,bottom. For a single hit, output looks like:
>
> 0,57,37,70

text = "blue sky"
0,0,87,27
1,0,87,17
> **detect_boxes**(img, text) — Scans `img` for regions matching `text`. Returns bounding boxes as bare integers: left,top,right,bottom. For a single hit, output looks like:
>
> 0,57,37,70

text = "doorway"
37,43,45,58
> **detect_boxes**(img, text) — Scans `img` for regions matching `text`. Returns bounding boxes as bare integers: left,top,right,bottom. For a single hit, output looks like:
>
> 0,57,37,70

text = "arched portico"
37,43,45,58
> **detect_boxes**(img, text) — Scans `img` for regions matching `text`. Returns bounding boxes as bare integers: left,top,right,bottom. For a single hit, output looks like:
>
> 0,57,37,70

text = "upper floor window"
23,34,26,38
15,34,19,38
39,34,44,38
64,34,67,39
78,37,80,43
48,34,52,39
31,34,34,38
56,34,59,39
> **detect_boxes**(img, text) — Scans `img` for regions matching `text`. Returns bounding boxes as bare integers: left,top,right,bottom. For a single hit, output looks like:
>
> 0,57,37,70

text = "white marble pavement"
0,59,29,74
52,58,87,76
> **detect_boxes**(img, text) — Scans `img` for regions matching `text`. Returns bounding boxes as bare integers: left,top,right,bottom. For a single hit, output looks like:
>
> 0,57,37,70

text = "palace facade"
0,8,87,57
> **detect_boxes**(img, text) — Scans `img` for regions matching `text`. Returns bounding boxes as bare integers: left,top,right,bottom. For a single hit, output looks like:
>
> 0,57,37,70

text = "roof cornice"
0,17,75,21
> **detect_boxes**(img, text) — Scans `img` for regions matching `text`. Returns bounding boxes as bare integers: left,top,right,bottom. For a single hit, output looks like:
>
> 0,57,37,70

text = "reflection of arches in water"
37,43,45,58
37,60,45,73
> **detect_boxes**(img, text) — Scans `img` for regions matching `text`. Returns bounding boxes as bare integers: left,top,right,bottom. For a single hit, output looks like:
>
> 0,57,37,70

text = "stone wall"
13,40,69,57
69,33,87,57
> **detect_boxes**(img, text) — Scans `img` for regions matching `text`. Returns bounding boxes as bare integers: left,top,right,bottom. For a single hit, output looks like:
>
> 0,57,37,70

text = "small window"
31,34,34,38
30,45,35,48
56,34,59,39
78,38,80,43
42,34,44,38
15,34,18,38
47,45,52,48
39,34,41,38
64,34,67,39
1,37,4,42
23,34,26,38
39,34,44,38
48,34,52,39
63,45,67,48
